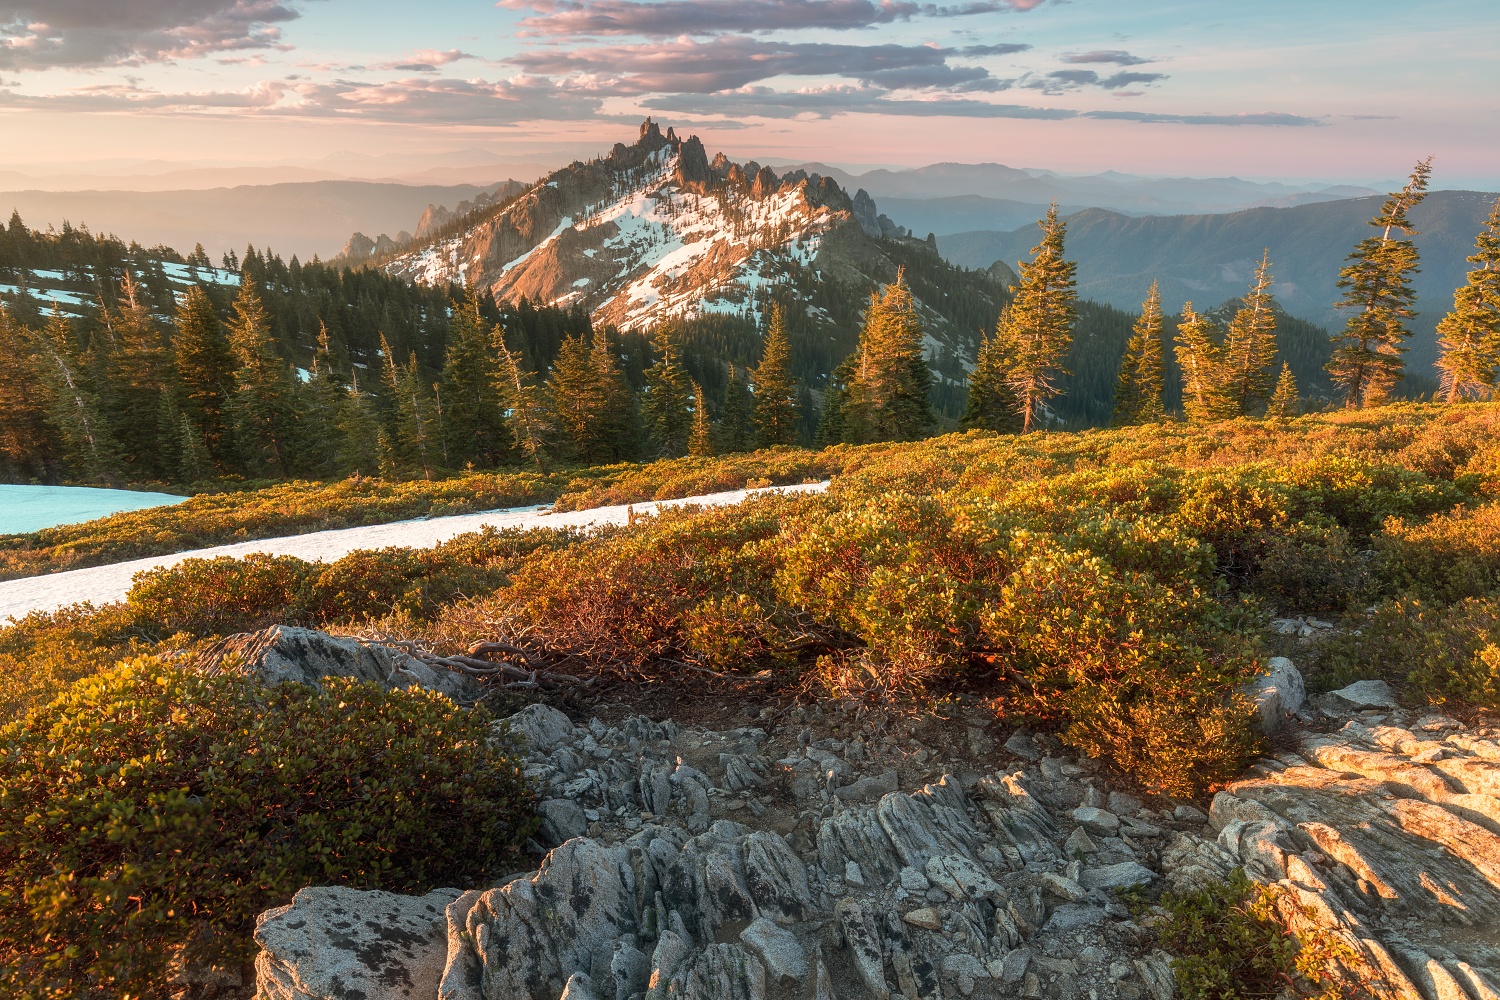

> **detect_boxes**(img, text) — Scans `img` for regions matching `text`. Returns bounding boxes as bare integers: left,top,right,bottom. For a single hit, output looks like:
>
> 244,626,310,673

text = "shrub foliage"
0,660,535,999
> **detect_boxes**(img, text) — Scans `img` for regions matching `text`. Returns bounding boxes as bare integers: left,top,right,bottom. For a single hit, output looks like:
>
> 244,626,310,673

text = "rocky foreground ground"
224,629,1500,1000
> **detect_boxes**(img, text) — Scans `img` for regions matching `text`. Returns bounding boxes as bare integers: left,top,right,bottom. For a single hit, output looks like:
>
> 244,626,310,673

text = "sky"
0,0,1496,188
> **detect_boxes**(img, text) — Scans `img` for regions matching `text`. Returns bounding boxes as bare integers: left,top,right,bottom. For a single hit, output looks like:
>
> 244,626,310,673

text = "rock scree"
249,653,1500,1000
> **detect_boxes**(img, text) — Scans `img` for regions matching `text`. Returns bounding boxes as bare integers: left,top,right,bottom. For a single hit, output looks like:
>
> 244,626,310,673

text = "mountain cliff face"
380,121,985,343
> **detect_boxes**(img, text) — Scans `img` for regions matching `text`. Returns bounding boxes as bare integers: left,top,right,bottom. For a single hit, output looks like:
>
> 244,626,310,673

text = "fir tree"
814,356,853,447
839,272,935,443
1266,363,1300,418
154,391,184,482
0,308,55,480
1327,158,1433,407
1175,302,1229,423
177,414,213,484
496,343,551,468
1434,196,1500,402
717,364,755,453
549,334,609,463
1221,251,1278,415
589,333,639,462
292,323,344,477
689,380,714,457
35,311,118,483
226,283,295,477
751,304,799,447
962,314,1022,432
381,335,440,480
1112,281,1166,426
335,373,382,476
173,285,236,468
642,327,693,458
105,275,174,478
996,204,1077,433
441,292,507,466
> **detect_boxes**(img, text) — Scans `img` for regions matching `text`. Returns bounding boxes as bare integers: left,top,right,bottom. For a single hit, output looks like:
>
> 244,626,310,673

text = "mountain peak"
376,120,958,336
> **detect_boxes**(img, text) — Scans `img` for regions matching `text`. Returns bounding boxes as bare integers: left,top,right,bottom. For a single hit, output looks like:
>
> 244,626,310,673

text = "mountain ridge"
937,190,1500,372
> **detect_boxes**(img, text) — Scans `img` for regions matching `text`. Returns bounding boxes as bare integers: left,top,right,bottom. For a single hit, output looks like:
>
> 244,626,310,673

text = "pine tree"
752,304,799,447
335,373,383,476
0,308,56,480
839,272,935,443
1266,363,1300,418
292,323,344,478
441,292,507,466
589,333,639,462
1175,302,1230,423
1112,281,1166,425
34,311,118,483
495,342,551,468
105,274,174,478
1434,196,1500,402
995,204,1077,433
717,364,755,453
689,380,714,457
1327,158,1433,407
381,335,440,480
154,391,184,482
177,414,213,484
962,314,1022,432
815,356,853,447
549,334,609,463
226,283,295,477
173,284,236,468
642,328,693,458
1221,251,1278,415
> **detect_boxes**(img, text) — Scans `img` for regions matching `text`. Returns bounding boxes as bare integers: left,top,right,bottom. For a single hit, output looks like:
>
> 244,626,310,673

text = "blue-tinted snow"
0,485,186,535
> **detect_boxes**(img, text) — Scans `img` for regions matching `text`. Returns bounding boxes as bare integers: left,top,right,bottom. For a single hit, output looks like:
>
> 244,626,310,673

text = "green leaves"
0,662,535,999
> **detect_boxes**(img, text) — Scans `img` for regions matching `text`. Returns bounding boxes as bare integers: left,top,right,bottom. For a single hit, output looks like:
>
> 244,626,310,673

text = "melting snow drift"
0,485,186,535
0,481,829,624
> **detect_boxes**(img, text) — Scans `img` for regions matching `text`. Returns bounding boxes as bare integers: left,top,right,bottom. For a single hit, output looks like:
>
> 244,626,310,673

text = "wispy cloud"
648,85,1323,125
0,0,303,70
509,36,1018,93
0,73,603,124
376,49,479,73
1022,68,1168,93
1061,49,1151,66
498,0,1048,37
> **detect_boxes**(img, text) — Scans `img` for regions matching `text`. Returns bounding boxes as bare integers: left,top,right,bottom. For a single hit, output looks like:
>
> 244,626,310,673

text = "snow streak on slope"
380,140,840,332
0,482,829,624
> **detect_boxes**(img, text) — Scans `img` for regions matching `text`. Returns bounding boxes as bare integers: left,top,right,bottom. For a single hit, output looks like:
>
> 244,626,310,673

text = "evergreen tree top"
1371,157,1433,238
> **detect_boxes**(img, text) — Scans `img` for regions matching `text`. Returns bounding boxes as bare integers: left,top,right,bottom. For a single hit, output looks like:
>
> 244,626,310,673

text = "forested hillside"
4,159,1496,489
940,189,1500,374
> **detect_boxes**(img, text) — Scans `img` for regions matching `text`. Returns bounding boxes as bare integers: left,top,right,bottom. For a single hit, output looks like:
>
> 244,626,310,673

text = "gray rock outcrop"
200,626,481,703
256,886,462,1000
254,663,1500,1000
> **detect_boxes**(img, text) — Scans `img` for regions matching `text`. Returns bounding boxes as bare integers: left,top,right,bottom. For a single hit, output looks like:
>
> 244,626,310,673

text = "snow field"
0,481,830,625
0,485,187,535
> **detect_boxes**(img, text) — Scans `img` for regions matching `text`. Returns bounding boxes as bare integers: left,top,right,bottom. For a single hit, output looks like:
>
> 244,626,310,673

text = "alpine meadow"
2,4,1499,1000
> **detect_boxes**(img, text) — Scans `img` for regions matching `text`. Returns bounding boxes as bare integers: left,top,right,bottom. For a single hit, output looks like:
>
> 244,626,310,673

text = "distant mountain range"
0,181,523,261
939,190,1500,371
773,161,1377,234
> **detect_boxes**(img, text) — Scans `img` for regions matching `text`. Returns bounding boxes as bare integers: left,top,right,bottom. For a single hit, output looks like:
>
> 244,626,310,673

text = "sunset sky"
2,0,1496,187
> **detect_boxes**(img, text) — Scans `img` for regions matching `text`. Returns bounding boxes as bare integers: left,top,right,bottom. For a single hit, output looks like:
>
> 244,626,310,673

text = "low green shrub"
1153,868,1355,1000
980,532,1259,796
0,658,535,999
1314,597,1500,709
1251,522,1369,615
1376,503,1500,603
127,553,315,635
